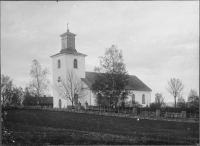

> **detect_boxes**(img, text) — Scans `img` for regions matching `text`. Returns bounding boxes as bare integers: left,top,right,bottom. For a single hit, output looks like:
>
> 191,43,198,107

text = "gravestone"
133,108,137,115
181,111,186,119
85,101,88,109
145,110,148,116
78,102,81,110
156,110,160,119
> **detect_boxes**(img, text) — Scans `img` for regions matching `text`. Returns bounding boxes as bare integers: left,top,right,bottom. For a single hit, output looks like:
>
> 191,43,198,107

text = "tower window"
132,94,135,104
74,59,78,68
58,60,61,69
142,94,145,104
58,77,61,82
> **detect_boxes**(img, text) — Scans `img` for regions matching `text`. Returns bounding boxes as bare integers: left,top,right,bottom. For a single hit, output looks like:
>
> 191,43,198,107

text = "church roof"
60,31,76,37
50,50,87,58
82,71,152,92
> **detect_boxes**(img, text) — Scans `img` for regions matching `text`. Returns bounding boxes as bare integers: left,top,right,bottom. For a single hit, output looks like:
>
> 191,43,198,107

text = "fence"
3,105,198,123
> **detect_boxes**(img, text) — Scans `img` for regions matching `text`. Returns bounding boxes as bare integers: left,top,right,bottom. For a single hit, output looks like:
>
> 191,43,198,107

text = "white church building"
51,27,152,108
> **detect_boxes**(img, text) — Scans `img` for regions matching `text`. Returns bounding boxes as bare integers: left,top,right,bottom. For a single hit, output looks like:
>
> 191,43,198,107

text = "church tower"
50,25,87,108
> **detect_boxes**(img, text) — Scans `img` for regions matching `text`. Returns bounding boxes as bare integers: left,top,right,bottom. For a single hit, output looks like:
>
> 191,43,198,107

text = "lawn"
3,109,199,145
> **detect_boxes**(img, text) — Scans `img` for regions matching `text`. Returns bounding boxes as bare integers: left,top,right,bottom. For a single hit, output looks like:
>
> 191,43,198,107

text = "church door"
59,99,62,109
74,94,78,106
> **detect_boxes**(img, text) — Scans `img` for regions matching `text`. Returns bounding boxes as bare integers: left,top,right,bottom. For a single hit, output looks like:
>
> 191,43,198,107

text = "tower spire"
67,23,69,32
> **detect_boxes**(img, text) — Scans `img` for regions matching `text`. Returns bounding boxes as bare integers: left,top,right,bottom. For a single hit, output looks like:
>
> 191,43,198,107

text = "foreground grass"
3,109,199,145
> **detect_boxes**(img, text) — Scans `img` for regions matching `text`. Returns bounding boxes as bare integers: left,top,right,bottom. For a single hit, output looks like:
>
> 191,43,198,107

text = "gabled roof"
60,31,76,37
125,75,152,91
81,78,92,88
81,72,152,92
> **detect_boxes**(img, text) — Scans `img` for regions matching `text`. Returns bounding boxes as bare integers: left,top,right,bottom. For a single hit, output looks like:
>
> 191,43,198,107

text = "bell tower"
51,25,87,108
60,23,76,52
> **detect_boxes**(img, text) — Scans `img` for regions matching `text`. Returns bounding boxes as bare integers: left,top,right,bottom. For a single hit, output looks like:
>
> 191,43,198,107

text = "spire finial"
67,23,69,32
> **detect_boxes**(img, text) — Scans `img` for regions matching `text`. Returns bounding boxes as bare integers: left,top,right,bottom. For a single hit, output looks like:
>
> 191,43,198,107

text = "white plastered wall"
76,82,96,107
52,53,86,108
65,54,85,79
127,90,151,107
52,54,67,108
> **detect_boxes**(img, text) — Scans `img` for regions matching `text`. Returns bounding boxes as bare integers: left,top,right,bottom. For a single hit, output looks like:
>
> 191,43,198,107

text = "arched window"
74,59,78,68
142,94,145,104
58,60,61,69
132,94,135,104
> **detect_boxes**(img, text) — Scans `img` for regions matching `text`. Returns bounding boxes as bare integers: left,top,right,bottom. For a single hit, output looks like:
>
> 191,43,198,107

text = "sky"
1,1,199,102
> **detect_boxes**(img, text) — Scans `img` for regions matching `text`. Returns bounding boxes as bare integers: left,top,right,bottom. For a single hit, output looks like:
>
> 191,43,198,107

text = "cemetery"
2,106,199,145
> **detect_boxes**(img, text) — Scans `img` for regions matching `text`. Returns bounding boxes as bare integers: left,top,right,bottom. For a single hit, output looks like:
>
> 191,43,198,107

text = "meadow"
3,109,199,145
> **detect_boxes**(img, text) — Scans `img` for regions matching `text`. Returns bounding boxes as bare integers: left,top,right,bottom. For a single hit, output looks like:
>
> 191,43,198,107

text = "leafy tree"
95,93,108,106
24,86,31,97
29,60,50,97
1,75,13,106
11,86,24,106
55,69,84,107
155,92,165,108
24,86,36,97
126,100,142,108
187,89,199,109
150,102,159,110
166,78,184,108
150,93,165,109
177,95,187,109
1,75,24,106
92,45,129,108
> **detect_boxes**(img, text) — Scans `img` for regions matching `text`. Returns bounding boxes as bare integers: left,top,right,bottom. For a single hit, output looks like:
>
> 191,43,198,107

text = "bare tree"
55,69,84,107
166,78,184,108
29,60,50,97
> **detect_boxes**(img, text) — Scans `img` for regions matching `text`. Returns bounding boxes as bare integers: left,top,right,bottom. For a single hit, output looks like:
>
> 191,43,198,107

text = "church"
51,27,152,108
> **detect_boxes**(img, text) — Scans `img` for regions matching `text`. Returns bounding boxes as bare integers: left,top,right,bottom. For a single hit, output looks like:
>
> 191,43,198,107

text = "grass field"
3,109,199,145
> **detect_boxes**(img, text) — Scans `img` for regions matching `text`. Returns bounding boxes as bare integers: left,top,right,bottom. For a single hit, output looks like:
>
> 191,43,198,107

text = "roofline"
60,32,76,37
125,89,152,92
50,52,87,58
88,88,151,92
84,71,152,92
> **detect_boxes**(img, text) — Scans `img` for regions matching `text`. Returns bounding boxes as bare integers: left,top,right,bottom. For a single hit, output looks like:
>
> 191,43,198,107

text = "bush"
150,103,159,110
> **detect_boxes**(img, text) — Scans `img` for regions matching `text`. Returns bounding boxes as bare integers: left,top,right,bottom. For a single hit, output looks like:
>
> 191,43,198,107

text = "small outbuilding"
23,96,53,107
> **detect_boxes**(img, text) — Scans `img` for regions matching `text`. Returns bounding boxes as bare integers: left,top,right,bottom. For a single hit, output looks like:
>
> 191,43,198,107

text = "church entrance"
74,94,78,106
59,99,62,109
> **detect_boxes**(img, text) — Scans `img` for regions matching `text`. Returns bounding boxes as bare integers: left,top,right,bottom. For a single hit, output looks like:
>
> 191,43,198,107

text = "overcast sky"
1,1,199,102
